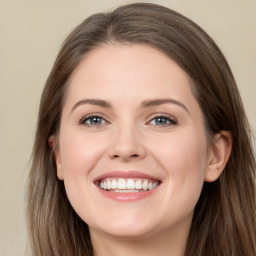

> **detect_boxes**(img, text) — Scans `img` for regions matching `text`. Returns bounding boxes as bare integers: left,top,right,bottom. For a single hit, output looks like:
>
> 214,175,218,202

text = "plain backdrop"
0,0,255,255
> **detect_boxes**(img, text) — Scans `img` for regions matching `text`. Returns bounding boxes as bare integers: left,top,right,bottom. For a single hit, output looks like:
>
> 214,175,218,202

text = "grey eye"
81,116,106,126
149,116,176,126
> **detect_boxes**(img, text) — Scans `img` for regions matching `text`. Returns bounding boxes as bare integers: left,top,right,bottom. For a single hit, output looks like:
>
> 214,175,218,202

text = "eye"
148,114,177,126
80,115,107,127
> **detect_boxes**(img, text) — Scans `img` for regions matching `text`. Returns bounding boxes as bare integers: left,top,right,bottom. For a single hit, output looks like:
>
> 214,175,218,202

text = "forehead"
67,44,193,101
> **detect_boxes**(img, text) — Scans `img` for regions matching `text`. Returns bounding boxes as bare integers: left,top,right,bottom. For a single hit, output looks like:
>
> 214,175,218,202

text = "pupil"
156,117,167,125
91,117,101,124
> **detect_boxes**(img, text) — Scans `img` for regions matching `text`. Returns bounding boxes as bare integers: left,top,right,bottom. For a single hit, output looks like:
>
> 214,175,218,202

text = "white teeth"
127,179,136,189
153,182,158,188
112,179,118,189
107,179,112,190
135,180,142,189
117,178,126,189
114,189,140,193
99,178,159,192
103,181,107,190
142,180,148,191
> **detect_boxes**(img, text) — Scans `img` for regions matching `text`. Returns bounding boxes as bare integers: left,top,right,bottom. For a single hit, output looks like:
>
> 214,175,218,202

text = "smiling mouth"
98,178,160,192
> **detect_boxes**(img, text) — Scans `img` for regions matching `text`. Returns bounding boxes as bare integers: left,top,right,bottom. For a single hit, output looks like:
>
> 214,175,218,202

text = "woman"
27,3,256,255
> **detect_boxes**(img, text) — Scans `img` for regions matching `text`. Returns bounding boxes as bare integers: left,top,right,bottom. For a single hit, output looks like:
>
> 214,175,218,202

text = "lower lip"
96,186,159,201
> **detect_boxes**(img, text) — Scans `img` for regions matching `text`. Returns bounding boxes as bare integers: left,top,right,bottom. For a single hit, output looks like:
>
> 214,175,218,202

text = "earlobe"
205,131,232,182
48,135,64,181
55,150,64,181
48,135,55,149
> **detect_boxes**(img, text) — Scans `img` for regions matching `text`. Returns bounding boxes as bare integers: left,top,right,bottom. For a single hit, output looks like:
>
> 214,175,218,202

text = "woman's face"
55,44,214,240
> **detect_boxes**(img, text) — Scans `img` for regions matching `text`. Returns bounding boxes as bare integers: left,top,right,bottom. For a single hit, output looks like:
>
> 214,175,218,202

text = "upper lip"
93,170,161,183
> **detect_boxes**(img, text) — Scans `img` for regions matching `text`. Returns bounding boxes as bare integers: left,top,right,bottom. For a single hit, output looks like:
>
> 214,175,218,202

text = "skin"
53,44,231,256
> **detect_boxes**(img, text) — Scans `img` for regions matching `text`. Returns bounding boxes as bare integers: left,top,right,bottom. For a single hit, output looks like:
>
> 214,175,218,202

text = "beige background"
0,0,255,255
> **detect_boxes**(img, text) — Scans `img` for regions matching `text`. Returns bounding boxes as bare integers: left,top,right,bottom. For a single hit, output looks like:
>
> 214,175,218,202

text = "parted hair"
27,3,256,255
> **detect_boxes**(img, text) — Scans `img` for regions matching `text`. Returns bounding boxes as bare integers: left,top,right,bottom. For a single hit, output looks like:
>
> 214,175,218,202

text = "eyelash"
147,114,177,127
79,113,177,128
79,114,107,127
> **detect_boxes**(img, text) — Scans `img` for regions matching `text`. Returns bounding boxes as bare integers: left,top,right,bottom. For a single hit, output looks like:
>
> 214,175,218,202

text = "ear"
204,131,232,182
48,135,64,180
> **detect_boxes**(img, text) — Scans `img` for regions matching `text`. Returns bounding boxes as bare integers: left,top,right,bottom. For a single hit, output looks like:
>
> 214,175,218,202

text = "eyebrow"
71,99,112,114
141,99,190,114
70,98,189,114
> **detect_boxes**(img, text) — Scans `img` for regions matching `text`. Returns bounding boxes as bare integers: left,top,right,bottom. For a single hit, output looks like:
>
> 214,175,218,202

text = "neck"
90,225,190,256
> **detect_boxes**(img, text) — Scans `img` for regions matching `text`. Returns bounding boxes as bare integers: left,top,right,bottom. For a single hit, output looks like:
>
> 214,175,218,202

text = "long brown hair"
27,3,256,255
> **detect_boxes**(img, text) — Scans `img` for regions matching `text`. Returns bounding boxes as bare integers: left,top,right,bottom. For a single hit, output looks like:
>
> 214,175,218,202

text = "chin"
94,224,155,240
89,213,157,239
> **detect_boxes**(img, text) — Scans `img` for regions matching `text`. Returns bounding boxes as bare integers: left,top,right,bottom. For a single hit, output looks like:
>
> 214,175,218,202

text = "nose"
108,125,146,162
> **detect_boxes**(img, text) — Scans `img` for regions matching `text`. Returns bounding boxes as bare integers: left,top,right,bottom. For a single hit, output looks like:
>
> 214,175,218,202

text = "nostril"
113,154,139,159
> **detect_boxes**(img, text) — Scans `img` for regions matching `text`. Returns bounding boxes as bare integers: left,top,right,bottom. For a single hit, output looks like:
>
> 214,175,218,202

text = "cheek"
58,129,108,214
160,128,207,172
59,128,107,177
151,130,208,208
